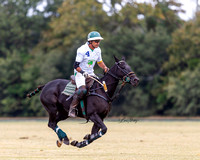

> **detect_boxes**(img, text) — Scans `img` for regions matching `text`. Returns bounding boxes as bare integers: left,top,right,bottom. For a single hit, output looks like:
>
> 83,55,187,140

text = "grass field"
0,119,200,160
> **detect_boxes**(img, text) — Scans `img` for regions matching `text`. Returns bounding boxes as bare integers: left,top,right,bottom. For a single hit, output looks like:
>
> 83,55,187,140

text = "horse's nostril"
136,77,139,81
133,78,139,86
134,79,139,83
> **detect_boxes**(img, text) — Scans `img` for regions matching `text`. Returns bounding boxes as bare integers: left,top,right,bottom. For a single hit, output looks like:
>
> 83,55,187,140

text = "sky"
134,0,198,21
176,0,197,20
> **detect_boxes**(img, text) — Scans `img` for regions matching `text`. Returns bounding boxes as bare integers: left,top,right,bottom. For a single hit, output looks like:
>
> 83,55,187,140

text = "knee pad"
77,86,87,99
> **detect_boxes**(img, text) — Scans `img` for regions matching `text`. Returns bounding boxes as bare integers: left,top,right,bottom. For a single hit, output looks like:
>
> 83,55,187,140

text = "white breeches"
75,72,96,88
75,72,86,88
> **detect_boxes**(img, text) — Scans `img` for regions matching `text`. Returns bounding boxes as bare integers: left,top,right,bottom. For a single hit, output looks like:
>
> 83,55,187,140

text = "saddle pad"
62,81,76,96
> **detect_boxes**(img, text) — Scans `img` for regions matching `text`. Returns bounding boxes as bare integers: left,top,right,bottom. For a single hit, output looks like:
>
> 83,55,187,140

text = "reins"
88,75,103,86
88,75,108,92
110,81,126,102
107,72,135,102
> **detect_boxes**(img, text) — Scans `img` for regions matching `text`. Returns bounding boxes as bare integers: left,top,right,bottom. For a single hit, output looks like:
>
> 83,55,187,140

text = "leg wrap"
55,126,67,141
75,131,104,148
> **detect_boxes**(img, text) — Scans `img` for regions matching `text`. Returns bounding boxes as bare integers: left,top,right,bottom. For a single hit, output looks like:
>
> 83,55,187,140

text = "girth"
87,92,109,102
87,78,111,103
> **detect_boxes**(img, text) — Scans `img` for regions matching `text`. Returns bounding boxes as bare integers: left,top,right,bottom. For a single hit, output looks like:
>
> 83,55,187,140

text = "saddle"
62,75,95,96
62,75,96,118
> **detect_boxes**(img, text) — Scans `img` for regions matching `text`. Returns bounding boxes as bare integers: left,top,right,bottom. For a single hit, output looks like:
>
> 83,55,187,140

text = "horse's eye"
119,62,125,69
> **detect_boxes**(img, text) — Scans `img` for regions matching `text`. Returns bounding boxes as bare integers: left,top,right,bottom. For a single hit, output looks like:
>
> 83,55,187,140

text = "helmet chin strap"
88,41,95,50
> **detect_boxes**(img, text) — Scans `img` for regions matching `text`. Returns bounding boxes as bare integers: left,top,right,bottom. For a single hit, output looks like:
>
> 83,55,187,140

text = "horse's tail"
26,85,45,98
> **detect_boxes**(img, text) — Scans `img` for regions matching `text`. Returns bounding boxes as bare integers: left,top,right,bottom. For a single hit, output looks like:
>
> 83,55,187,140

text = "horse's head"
109,56,139,87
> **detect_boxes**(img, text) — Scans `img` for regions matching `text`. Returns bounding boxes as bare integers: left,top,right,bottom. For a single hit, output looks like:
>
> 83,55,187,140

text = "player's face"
91,40,101,48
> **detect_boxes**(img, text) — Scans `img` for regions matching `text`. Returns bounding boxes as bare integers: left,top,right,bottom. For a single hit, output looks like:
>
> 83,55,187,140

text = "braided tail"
26,85,45,98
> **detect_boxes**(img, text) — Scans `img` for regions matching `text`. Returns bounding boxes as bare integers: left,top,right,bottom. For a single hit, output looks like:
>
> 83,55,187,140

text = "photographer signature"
119,118,138,123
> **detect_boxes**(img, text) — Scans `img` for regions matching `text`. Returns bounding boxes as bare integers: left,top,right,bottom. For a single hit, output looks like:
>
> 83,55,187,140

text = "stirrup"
68,108,78,118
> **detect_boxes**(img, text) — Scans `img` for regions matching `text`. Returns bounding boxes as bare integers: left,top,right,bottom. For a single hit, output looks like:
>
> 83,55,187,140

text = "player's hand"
104,67,109,73
83,72,89,78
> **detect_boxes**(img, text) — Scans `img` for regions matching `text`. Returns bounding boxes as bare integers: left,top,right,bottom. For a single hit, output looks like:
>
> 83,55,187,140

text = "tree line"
0,0,199,117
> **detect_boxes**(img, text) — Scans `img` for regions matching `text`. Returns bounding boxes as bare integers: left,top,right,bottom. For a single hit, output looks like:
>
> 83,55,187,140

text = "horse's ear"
122,56,125,61
114,55,119,62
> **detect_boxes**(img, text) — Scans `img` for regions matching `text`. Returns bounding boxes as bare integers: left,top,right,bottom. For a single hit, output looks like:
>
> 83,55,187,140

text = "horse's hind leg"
55,110,70,146
48,111,69,147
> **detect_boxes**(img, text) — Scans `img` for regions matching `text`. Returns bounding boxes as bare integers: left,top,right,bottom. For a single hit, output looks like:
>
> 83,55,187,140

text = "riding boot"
68,93,80,118
68,85,87,118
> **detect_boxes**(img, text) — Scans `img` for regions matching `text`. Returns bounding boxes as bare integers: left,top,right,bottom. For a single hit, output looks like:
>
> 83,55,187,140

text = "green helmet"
87,31,103,41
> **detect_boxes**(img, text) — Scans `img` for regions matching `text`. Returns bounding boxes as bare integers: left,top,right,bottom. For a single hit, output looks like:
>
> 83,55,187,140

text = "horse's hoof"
63,137,69,145
56,140,62,147
71,140,78,146
83,134,91,140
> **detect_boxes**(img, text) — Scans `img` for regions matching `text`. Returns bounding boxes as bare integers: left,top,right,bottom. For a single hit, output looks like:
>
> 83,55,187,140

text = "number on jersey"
85,51,90,57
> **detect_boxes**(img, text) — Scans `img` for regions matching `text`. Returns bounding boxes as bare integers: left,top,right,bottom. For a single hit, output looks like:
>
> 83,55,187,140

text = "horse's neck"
101,73,119,98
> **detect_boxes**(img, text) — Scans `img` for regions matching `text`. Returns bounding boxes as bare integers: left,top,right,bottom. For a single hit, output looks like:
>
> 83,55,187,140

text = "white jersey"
74,42,102,75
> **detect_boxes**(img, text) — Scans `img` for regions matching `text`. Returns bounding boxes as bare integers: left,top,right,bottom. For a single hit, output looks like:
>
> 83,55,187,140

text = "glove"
104,67,109,73
82,72,89,78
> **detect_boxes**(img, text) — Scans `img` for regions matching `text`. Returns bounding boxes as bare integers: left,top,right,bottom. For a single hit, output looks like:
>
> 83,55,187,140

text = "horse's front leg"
71,113,107,148
83,121,100,140
91,122,101,134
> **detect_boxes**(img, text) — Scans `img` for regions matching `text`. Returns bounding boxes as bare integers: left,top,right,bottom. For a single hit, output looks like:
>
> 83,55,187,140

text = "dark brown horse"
27,56,139,148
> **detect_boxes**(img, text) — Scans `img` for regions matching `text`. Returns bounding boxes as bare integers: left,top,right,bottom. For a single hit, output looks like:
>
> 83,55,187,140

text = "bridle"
105,60,136,101
107,60,136,84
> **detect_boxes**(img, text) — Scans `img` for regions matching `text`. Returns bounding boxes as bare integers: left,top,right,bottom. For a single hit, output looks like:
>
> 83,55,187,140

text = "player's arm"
97,61,109,73
74,62,84,74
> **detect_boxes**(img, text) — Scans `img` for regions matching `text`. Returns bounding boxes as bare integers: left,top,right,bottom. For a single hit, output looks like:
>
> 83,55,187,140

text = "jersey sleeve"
75,48,84,62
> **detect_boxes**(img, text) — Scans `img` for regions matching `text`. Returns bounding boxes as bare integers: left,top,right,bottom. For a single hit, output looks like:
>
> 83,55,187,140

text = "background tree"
160,13,200,115
0,0,64,116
